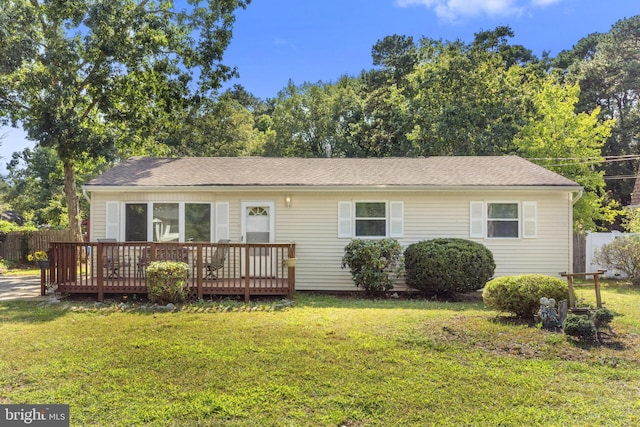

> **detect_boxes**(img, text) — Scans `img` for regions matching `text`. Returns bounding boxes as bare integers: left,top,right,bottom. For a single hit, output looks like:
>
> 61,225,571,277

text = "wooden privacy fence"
0,229,73,262
46,241,296,301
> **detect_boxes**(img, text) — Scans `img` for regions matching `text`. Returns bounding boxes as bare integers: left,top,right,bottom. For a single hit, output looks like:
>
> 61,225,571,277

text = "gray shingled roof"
85,156,580,188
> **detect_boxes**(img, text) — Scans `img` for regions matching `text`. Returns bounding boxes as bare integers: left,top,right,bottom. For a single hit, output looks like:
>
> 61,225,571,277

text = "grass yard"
0,283,639,426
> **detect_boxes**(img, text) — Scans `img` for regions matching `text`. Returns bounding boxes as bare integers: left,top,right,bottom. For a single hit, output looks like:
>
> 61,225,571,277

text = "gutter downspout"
82,187,91,204
572,189,584,205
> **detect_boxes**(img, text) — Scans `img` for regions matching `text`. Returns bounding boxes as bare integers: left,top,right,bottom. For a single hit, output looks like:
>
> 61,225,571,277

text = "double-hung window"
470,201,536,239
338,201,403,238
487,203,519,238
355,202,387,237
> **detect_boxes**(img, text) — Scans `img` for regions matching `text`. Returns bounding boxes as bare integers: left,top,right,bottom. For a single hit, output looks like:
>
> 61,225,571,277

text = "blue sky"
1,0,638,164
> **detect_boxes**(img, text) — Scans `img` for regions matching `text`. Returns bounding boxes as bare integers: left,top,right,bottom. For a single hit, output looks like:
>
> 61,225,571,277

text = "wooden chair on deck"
205,239,231,279
136,247,151,279
98,239,129,279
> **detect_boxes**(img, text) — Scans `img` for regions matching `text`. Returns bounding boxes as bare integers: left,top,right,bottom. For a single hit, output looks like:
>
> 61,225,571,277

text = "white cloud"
395,0,563,21
531,0,562,6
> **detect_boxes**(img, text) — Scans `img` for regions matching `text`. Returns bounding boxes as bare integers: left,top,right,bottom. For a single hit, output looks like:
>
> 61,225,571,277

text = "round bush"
146,261,190,304
482,274,569,318
404,238,495,296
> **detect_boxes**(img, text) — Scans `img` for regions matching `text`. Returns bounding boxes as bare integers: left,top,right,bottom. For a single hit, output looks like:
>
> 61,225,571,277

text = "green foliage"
0,258,9,274
592,307,615,329
555,16,640,207
482,274,569,318
562,307,615,343
402,39,532,157
341,238,403,295
0,220,34,235
168,95,266,157
145,261,190,304
621,208,640,233
514,79,617,231
593,236,640,286
562,314,597,341
269,77,365,157
404,238,495,296
0,0,250,241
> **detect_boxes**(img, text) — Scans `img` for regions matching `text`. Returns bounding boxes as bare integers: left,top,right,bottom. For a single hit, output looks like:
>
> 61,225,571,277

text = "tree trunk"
63,159,84,242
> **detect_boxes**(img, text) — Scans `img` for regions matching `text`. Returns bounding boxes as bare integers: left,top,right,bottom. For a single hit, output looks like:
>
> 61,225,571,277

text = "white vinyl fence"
585,231,638,279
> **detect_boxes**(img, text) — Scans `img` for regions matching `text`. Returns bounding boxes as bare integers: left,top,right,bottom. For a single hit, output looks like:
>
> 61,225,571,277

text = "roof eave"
83,184,582,192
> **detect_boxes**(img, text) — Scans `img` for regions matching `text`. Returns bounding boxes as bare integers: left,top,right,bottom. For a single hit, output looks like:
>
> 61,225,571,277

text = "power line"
603,175,637,181
527,155,640,168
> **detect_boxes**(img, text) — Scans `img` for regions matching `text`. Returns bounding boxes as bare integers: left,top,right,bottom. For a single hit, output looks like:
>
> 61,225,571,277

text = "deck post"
287,243,296,299
244,244,250,302
40,264,47,296
97,243,104,302
196,245,203,299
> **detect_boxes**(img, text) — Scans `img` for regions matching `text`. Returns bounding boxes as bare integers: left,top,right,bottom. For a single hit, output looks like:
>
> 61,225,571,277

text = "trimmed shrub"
404,238,495,296
592,307,615,329
146,261,190,304
341,238,403,295
562,314,597,341
482,274,569,318
593,235,640,286
562,308,615,343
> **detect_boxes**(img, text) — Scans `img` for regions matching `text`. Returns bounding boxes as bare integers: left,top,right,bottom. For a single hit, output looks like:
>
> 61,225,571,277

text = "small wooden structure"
43,241,296,302
559,270,606,309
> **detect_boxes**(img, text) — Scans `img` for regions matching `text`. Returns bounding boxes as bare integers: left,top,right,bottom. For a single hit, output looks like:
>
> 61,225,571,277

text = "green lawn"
1,284,639,426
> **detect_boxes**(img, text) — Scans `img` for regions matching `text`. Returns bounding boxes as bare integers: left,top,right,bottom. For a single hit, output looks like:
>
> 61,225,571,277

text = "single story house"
82,156,581,292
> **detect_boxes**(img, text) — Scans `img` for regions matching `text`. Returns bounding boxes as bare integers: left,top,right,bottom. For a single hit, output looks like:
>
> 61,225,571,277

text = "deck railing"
44,241,296,302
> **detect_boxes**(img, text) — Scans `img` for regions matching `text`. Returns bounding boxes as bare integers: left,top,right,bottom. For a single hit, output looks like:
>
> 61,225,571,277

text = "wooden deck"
43,242,296,301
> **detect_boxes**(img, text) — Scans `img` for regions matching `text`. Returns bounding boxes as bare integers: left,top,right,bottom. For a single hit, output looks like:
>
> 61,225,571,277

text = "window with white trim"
111,202,227,242
185,203,211,242
355,202,386,237
125,203,147,241
487,203,519,238
338,201,404,238
470,201,537,239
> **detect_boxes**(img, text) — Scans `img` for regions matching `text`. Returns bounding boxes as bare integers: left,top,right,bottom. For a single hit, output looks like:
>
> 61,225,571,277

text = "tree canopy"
0,0,250,240
3,14,640,234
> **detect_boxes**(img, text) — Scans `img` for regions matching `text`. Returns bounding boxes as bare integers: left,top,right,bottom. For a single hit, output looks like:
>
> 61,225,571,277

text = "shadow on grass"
293,291,489,311
0,300,69,323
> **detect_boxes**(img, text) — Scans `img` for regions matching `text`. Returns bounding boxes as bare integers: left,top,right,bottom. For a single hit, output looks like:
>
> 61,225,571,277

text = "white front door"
241,201,275,277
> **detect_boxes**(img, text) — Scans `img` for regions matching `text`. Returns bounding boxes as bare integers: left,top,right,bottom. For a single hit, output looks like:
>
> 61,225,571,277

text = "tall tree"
0,0,250,241
170,95,265,157
400,36,533,157
556,16,640,206
269,78,364,157
514,79,616,231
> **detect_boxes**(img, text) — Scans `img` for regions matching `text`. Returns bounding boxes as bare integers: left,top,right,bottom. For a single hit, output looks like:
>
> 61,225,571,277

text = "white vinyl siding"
89,189,572,291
